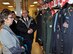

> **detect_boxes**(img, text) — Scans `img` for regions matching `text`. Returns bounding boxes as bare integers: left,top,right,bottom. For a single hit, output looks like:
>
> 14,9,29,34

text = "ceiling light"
8,6,13,7
2,2,10,5
30,5,35,7
33,1,38,4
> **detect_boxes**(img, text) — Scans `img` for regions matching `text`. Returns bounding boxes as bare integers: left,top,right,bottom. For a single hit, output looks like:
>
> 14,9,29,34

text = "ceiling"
0,0,38,11
0,0,52,17
0,0,15,11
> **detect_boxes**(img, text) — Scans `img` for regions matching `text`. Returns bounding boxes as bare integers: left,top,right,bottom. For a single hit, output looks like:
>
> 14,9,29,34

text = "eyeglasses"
8,17,14,19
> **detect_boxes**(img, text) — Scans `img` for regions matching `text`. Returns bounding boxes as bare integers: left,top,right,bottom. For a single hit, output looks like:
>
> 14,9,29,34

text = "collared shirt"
23,17,28,21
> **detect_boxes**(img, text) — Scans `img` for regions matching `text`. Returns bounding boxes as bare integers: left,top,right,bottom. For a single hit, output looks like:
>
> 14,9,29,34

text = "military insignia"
69,9,73,12
49,25,52,28
40,14,42,15
64,13,66,16
63,9,65,13
57,34,59,39
66,16,69,19
59,14,61,18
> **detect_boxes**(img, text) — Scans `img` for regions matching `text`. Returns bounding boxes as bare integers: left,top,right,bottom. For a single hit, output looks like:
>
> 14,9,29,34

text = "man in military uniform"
60,1,73,54
41,7,52,54
51,0,73,54
36,1,53,54
50,5,62,54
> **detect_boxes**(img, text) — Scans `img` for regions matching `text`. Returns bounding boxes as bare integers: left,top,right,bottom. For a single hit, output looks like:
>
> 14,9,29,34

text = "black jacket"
17,16,36,40
10,20,19,35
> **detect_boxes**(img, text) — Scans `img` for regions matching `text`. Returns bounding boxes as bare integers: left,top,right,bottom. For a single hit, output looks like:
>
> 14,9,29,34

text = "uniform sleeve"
0,29,15,48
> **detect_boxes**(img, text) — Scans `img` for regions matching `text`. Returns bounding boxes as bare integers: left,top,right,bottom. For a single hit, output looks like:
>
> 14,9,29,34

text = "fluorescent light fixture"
8,6,13,7
33,1,38,4
2,2,10,5
30,5,35,7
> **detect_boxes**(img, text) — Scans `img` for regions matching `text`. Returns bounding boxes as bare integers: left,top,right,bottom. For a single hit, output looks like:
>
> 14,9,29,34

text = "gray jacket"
0,25,20,54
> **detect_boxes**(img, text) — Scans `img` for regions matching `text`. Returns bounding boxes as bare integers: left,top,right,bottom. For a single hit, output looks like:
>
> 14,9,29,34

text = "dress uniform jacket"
45,8,52,54
50,11,59,54
40,8,52,54
50,9,63,54
51,4,73,54
60,5,73,54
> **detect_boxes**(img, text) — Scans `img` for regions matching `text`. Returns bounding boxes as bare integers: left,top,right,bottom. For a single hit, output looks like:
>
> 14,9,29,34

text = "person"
50,0,73,54
0,9,24,54
10,11,20,35
10,11,24,49
59,1,73,54
17,10,36,54
50,5,62,54
40,8,52,54
36,10,43,45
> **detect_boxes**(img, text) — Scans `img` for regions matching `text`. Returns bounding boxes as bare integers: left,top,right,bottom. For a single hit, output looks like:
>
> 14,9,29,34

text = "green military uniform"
42,8,52,54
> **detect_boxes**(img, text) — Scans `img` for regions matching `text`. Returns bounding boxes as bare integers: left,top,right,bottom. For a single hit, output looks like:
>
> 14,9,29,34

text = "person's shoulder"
0,29,9,35
16,16,21,18
18,18,22,21
0,29,8,38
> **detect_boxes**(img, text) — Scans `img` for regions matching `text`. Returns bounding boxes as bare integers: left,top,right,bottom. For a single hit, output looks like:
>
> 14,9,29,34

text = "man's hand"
27,28,33,34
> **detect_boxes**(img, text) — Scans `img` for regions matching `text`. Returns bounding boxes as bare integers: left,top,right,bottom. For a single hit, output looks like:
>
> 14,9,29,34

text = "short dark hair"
11,11,15,14
22,10,29,13
1,8,12,19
